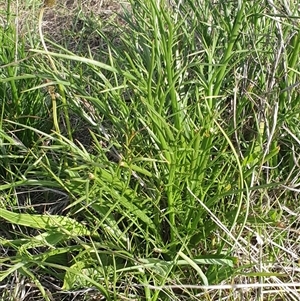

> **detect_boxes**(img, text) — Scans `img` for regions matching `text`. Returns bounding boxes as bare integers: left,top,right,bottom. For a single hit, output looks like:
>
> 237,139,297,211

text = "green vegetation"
0,0,299,300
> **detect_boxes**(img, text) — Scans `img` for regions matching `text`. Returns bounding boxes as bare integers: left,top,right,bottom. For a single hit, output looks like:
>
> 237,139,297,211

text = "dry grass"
2,0,128,52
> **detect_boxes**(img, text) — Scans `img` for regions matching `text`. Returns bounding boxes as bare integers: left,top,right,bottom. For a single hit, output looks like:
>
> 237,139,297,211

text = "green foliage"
0,0,299,300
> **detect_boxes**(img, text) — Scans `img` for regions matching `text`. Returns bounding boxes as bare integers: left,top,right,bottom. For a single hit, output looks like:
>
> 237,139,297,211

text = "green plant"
0,0,299,300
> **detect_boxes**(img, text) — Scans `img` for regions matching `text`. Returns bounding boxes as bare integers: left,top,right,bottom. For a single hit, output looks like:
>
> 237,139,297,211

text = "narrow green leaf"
91,203,128,242
29,49,118,73
19,231,68,253
178,251,208,285
0,262,25,282
0,208,91,236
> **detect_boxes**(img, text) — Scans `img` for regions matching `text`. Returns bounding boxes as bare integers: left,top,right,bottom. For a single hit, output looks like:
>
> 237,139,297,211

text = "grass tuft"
0,0,299,300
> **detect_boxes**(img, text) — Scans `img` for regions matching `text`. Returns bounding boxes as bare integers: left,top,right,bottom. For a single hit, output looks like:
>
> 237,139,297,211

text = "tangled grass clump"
0,0,299,300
